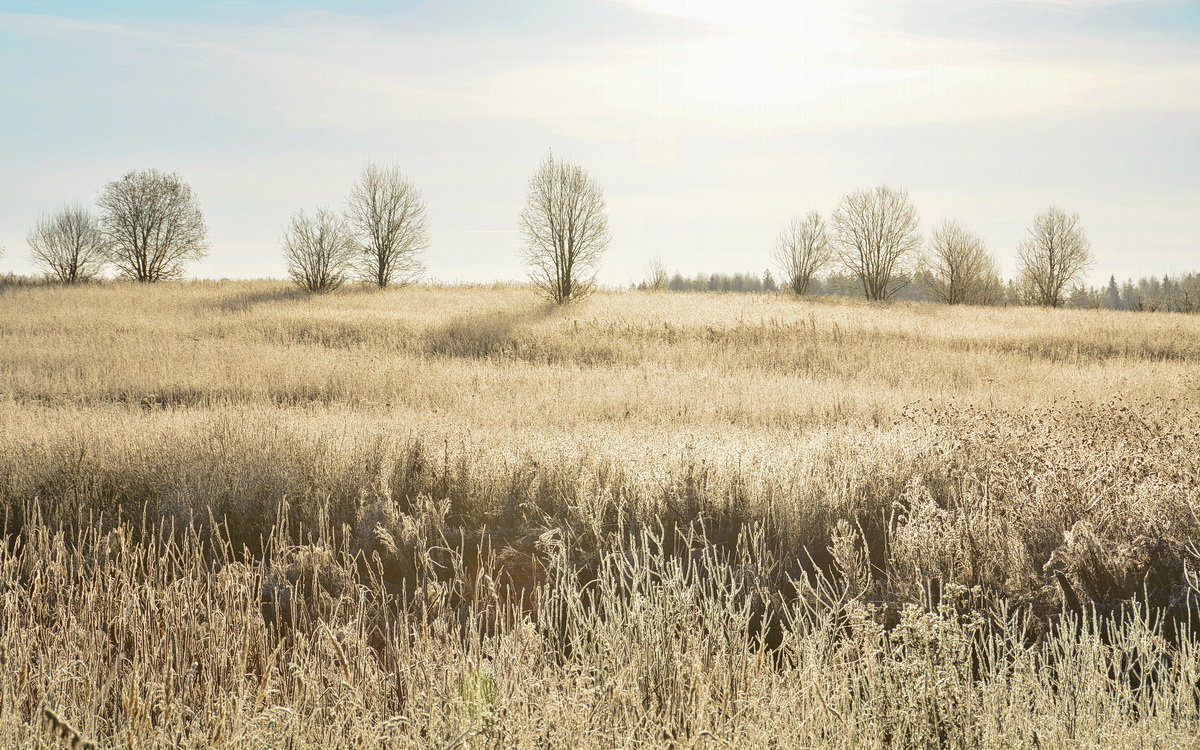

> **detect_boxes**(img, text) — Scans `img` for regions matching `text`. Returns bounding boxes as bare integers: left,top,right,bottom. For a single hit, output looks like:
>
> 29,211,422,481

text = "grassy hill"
2,281,1199,746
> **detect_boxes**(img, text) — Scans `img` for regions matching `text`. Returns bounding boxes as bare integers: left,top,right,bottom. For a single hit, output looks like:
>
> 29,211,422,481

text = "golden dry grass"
1,280,1198,747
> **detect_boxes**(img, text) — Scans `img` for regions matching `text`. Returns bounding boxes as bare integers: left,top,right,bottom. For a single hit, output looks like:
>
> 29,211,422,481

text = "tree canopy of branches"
831,185,921,301
346,163,428,288
924,219,1001,305
96,169,207,282
774,211,832,295
27,203,108,284
1016,206,1093,308
644,256,668,291
283,208,358,293
519,154,610,304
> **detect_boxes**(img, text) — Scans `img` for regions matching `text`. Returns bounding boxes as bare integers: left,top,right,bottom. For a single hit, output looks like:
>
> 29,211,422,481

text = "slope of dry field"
1,280,1198,747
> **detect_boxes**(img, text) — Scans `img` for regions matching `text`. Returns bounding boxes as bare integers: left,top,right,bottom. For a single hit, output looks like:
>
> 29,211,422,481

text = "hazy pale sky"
1,0,1197,285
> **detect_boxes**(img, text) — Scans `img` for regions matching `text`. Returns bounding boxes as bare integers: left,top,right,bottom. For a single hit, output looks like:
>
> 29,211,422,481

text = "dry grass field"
2,279,1199,747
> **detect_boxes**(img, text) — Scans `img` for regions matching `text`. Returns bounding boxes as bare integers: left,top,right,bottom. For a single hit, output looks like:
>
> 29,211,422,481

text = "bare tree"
27,203,109,283
831,185,921,301
774,211,832,295
96,169,207,282
519,153,610,304
346,163,428,288
283,208,358,293
644,256,668,291
924,219,1001,305
1016,206,1093,308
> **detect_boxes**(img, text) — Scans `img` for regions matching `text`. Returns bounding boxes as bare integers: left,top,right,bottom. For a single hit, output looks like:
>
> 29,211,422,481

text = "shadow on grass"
423,303,559,359
210,285,313,312
213,282,428,312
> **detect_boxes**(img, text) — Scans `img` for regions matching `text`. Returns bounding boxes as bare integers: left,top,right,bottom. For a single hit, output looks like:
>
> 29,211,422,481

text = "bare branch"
644,256,668,291
519,153,610,304
924,219,1001,305
283,208,358,293
831,185,921,301
774,211,832,296
96,170,207,282
27,203,109,283
1016,206,1093,308
346,163,429,288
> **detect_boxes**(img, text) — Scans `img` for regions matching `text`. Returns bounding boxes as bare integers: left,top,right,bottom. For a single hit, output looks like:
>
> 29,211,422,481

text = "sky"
0,0,1197,285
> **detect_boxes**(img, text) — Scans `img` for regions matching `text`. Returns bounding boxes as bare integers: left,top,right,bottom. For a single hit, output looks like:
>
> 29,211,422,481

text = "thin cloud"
0,2,1195,283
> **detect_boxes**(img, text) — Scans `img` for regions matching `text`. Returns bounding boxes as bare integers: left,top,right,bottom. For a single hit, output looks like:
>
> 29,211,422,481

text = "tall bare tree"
774,211,832,295
27,203,109,283
644,256,668,291
1016,207,1093,308
283,209,358,293
924,219,1001,305
831,185,921,301
96,169,207,282
519,153,610,304
346,163,428,288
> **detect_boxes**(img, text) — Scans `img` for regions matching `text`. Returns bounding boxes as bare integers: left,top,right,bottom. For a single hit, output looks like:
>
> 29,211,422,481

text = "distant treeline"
1081,274,1200,313
639,270,1200,313
6,160,1193,312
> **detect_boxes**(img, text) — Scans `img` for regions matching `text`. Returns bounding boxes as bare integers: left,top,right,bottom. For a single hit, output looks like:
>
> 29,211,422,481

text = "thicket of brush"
1,281,1198,747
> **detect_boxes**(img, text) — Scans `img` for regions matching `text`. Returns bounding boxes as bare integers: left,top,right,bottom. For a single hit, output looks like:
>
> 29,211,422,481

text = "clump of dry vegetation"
1,281,1198,747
